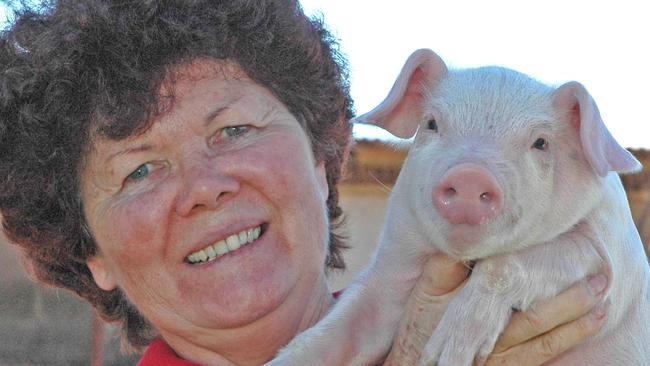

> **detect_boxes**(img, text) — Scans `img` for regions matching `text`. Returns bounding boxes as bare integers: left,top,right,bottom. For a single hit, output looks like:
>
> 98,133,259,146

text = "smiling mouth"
186,225,264,265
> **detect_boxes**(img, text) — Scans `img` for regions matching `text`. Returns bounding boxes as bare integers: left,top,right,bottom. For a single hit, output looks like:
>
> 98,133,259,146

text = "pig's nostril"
434,164,504,225
444,187,457,197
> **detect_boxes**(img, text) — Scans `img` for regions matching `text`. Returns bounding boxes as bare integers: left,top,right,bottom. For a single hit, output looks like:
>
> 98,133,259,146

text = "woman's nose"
174,162,240,216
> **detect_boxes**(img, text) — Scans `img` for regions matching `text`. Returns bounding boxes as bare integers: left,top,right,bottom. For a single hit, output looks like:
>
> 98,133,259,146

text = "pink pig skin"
266,49,647,366
433,163,504,225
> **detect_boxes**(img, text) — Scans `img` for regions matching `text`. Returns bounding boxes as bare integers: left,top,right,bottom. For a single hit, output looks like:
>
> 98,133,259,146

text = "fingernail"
587,274,607,296
590,301,609,320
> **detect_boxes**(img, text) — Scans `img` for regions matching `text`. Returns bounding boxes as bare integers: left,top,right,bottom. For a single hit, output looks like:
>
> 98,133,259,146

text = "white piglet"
267,49,648,366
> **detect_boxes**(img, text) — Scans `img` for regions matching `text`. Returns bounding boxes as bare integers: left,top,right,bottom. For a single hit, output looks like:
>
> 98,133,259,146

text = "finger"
485,301,608,366
494,274,607,353
418,253,470,296
384,255,468,365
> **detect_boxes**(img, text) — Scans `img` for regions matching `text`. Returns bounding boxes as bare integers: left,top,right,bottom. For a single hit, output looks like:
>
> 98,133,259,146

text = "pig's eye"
532,138,548,150
427,118,438,132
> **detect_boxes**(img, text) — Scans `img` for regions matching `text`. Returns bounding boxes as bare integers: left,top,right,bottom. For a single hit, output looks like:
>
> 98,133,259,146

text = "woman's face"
82,60,331,338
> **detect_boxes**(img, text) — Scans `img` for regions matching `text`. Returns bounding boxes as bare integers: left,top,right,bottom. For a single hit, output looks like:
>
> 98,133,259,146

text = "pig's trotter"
418,259,521,366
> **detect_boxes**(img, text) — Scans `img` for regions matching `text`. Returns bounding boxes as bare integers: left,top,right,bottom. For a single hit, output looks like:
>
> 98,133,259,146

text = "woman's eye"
532,137,549,150
427,118,438,132
127,163,151,182
221,125,250,138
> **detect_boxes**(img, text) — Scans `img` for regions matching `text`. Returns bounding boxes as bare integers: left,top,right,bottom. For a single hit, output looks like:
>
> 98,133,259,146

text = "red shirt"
138,338,201,366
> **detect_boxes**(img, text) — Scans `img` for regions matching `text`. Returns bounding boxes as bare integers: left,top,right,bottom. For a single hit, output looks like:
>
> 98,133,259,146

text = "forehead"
94,58,271,134
88,58,253,140
86,59,282,159
159,58,248,103
428,67,558,135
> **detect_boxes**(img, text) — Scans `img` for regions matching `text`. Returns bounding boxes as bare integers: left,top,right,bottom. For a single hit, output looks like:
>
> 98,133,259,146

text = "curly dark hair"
0,0,353,348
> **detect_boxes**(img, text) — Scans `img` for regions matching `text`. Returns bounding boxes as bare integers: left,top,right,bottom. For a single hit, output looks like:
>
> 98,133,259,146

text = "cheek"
246,134,329,251
509,157,548,205
244,132,319,202
554,140,587,182
96,190,172,263
537,153,553,176
553,154,594,203
408,144,447,201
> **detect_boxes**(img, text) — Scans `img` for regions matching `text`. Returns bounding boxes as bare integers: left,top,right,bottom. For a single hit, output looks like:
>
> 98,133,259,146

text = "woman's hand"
383,254,608,366
479,274,608,365
383,253,470,365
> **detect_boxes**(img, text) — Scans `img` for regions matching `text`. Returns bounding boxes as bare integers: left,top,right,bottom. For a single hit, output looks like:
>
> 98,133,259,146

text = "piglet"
267,49,648,366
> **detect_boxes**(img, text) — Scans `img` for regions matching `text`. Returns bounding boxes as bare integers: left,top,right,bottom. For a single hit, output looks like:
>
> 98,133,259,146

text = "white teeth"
205,245,217,258
214,240,229,256
187,225,263,264
197,250,208,262
226,234,241,251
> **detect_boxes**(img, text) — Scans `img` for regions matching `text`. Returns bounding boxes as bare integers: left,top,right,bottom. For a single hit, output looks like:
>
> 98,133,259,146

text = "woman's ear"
315,161,329,202
87,254,118,291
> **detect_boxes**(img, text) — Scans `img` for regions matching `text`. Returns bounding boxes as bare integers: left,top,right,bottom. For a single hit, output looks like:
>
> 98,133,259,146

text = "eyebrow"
530,121,556,131
204,106,229,127
105,95,244,164
204,95,243,127
106,144,155,163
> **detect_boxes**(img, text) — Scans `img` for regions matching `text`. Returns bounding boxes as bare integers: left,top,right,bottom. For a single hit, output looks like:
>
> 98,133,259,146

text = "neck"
160,273,334,366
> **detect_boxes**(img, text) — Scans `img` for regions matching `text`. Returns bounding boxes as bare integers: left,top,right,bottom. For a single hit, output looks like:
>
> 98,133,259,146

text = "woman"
0,1,606,365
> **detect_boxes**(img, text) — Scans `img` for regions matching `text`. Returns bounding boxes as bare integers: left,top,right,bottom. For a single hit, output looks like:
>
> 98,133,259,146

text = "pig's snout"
434,163,504,225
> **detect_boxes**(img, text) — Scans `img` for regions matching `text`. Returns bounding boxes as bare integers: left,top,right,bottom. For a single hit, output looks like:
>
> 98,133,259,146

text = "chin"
439,224,479,252
190,279,291,330
437,224,502,261
185,264,295,330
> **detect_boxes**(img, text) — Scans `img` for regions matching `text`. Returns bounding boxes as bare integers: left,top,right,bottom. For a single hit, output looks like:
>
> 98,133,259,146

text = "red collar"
137,338,201,366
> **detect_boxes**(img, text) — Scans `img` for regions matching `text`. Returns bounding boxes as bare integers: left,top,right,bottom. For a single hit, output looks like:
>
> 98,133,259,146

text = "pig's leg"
267,252,427,365
267,198,437,365
418,222,608,366
265,271,412,365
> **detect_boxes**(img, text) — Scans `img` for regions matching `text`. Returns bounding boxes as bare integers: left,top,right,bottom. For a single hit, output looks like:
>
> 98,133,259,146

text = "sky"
298,0,649,148
1,1,648,148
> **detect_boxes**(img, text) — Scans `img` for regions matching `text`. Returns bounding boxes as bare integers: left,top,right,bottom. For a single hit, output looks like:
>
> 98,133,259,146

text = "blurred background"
1,1,648,365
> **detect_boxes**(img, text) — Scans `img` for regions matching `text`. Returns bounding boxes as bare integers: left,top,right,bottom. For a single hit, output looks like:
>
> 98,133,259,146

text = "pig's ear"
553,81,642,177
354,49,448,138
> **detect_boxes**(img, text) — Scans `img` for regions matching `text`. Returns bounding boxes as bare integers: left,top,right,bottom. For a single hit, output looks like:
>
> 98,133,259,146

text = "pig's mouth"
433,196,521,260
444,225,485,258
440,217,516,260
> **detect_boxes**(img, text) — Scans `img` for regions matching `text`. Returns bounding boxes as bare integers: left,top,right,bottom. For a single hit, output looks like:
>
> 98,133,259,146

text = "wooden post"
91,312,105,366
